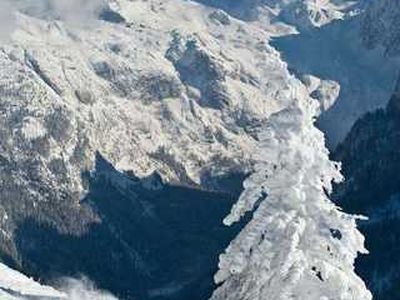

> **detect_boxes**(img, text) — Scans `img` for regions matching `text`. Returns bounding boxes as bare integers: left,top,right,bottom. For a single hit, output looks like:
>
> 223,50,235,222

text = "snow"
272,13,400,148
270,0,400,149
0,0,306,202
300,74,340,112
0,0,379,299
211,78,371,300
57,278,119,300
20,117,47,141
0,263,121,300
191,0,356,35
0,263,66,299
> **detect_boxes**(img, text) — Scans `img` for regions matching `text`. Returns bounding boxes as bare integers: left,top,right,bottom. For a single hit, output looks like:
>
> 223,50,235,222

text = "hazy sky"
0,0,107,42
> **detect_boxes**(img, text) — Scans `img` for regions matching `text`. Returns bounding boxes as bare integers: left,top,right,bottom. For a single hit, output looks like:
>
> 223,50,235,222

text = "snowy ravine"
211,78,371,299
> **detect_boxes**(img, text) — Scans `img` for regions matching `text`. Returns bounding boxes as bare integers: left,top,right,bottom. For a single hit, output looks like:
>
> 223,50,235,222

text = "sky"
0,0,107,42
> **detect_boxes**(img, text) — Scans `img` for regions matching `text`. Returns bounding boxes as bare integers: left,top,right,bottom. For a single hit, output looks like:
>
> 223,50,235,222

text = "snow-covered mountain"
194,0,356,32
0,0,274,259
0,0,340,264
0,0,394,299
333,77,400,300
272,0,400,148
331,1,400,299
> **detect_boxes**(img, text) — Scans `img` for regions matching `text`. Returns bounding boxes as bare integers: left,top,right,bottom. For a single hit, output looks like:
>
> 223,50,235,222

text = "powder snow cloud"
58,277,119,300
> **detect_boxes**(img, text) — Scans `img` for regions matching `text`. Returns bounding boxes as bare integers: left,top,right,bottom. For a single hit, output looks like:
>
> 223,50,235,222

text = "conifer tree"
211,86,372,300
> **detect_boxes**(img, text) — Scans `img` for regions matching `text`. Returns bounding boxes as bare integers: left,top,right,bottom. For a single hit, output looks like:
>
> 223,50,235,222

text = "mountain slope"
0,263,65,299
334,79,400,299
0,0,373,299
331,1,400,299
193,0,356,31
272,2,400,148
0,0,295,261
0,0,316,298
14,153,244,300
361,0,400,56
333,78,400,300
